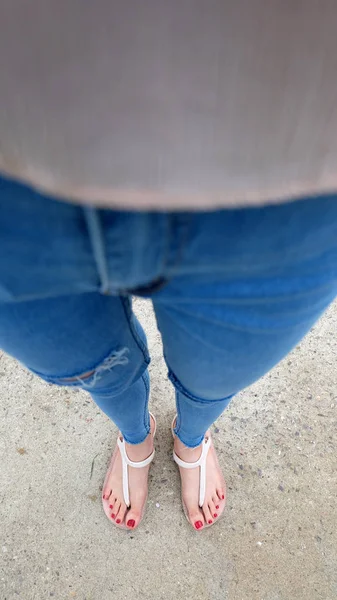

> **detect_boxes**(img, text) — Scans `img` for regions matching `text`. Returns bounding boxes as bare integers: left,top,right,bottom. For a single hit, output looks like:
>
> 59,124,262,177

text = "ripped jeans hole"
61,347,129,388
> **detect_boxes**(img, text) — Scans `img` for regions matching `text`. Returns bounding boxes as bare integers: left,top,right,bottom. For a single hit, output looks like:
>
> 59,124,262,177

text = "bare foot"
174,432,226,531
102,415,155,529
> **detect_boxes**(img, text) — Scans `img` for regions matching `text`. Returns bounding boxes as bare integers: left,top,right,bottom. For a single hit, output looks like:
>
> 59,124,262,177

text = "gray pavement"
1,298,336,600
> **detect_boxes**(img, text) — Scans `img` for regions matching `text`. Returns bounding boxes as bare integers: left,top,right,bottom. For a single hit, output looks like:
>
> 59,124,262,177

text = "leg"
155,279,336,447
152,199,337,529
0,292,154,527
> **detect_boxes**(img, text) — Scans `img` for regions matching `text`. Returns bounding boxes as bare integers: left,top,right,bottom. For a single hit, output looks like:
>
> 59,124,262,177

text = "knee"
168,368,234,403
31,346,148,397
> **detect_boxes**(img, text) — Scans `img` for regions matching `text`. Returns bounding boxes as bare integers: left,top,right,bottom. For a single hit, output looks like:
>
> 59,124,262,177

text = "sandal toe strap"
117,437,155,507
173,436,211,507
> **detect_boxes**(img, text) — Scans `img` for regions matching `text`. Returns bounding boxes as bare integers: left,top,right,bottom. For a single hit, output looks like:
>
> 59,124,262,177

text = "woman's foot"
102,415,155,530
174,432,226,531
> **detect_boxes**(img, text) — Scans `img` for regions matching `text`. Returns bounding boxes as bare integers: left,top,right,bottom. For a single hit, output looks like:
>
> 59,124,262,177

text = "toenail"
208,520,213,524
127,519,135,528
195,521,203,530
103,495,106,500
213,513,218,518
116,519,121,524
222,494,225,499
109,504,113,509
111,513,116,519
216,505,219,509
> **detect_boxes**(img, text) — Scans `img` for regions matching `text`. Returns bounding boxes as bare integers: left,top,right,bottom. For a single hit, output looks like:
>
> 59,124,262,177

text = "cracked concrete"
0,298,336,600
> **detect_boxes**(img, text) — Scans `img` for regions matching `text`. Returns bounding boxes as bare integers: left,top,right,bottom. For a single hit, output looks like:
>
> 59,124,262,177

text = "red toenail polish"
208,520,213,524
216,505,219,509
103,495,105,500
222,494,225,500
116,519,121,524
109,504,113,509
213,513,218,518
195,521,203,530
127,519,135,528
111,513,115,519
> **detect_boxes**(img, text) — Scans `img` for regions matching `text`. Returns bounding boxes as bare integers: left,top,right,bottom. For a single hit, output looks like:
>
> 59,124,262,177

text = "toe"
216,486,226,502
125,489,147,530
125,509,141,530
188,508,205,531
111,500,121,521
108,496,117,512
202,502,213,526
213,493,225,516
208,497,218,519
115,502,128,525
103,487,112,501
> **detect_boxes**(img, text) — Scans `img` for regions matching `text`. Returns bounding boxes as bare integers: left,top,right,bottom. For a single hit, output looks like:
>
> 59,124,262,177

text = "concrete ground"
0,298,336,600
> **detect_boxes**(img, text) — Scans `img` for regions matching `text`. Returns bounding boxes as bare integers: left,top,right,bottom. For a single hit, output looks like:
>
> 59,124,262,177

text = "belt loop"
83,206,110,294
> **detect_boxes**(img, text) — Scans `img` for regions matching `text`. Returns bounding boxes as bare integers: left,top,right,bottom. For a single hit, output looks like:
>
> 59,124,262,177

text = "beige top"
1,1,337,210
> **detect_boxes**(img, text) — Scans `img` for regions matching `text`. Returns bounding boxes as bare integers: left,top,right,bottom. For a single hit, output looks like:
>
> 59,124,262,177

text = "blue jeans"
1,176,337,447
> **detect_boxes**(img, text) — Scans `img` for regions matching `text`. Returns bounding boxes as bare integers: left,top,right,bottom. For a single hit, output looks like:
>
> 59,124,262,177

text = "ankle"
174,436,203,460
125,430,153,460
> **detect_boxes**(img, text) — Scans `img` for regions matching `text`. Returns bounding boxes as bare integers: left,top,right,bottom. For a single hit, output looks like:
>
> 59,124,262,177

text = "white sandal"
172,416,225,529
102,413,156,529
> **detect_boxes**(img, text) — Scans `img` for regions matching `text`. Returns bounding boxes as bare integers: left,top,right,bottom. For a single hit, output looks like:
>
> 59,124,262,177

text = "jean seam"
121,373,150,445
141,372,150,434
165,214,192,274
120,296,150,363
83,206,110,294
150,214,192,288
158,214,173,275
174,391,182,436
137,215,173,298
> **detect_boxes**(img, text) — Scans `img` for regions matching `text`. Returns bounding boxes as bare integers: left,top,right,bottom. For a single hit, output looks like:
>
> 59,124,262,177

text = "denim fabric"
1,175,337,447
